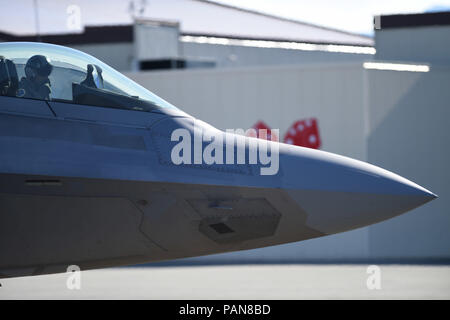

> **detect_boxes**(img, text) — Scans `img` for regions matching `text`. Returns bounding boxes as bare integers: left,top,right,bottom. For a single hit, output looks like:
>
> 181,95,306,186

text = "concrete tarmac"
0,265,449,299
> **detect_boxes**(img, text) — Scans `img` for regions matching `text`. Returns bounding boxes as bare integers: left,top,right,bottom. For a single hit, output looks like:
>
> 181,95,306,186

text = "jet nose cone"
416,188,438,201
280,145,437,235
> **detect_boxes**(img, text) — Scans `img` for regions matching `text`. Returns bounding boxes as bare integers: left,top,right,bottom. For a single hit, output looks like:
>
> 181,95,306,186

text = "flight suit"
17,77,51,100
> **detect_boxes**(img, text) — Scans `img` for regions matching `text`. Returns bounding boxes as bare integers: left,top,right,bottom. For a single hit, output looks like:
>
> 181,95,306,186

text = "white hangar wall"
67,40,373,72
125,63,448,262
375,25,450,65
181,41,373,68
366,66,450,260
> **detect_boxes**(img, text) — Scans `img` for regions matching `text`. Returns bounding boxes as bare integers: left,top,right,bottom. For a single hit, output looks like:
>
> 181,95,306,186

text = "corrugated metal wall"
127,63,367,160
181,42,373,68
366,66,450,260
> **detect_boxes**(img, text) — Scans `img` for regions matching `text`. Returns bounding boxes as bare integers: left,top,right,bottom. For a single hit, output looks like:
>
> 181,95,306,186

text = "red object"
247,121,278,141
283,118,321,149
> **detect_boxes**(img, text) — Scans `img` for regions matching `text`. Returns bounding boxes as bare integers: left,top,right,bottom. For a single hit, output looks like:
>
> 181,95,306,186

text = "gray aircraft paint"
0,44,436,278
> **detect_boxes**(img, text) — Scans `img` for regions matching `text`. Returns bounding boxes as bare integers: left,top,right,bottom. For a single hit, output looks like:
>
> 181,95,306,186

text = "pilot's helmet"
25,55,53,80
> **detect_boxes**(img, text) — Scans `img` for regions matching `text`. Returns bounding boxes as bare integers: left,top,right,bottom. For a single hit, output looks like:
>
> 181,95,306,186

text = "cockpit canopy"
0,42,178,111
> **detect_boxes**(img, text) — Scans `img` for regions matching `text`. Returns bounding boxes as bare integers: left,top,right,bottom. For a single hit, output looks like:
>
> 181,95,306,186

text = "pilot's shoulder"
42,81,51,93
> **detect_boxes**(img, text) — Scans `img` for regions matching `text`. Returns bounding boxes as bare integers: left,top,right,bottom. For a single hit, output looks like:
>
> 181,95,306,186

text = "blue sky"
215,0,450,35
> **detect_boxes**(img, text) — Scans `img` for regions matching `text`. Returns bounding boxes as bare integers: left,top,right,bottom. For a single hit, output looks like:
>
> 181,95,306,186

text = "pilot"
17,55,53,100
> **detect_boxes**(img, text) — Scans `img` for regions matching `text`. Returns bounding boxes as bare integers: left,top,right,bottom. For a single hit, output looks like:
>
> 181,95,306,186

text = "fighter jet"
0,42,436,278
